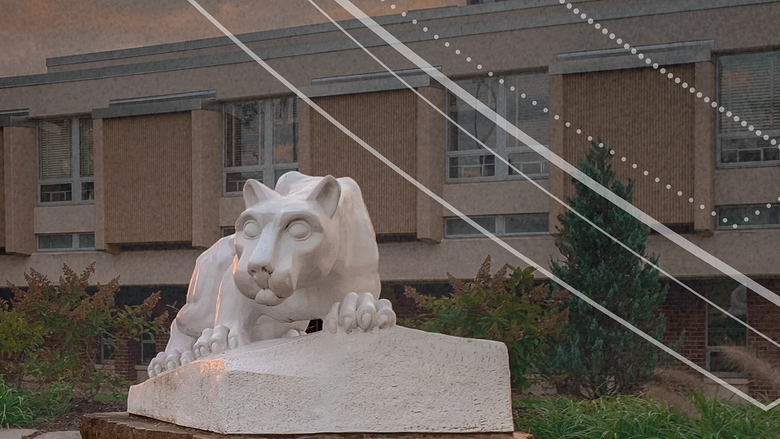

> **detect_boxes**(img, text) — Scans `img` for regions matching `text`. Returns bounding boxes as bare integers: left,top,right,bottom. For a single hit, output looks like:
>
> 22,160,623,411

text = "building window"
37,233,95,252
38,118,94,203
717,204,780,229
444,213,548,238
718,51,780,166
447,73,549,181
706,281,748,376
99,336,115,364
224,97,298,193
221,227,236,237
141,332,156,365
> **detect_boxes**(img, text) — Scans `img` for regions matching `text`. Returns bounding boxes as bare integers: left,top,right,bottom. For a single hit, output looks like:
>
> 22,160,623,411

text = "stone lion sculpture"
148,172,395,377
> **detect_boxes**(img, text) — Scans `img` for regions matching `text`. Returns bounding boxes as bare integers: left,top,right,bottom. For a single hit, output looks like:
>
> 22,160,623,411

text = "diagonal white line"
330,0,780,312
185,0,773,410
302,0,780,352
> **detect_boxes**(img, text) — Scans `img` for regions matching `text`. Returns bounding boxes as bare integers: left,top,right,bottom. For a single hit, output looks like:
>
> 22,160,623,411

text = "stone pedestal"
128,327,513,435
80,413,533,439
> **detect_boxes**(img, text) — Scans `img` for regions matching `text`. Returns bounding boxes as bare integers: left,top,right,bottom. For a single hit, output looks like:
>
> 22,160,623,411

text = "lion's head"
232,174,345,307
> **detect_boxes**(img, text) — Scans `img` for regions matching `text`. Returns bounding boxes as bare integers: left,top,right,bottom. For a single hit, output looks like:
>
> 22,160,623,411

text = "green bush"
1,264,168,398
514,395,780,439
549,141,668,397
0,379,72,428
404,256,567,389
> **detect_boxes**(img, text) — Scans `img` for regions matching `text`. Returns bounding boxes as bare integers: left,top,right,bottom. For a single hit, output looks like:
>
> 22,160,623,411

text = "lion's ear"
275,171,308,196
307,175,341,218
243,179,279,208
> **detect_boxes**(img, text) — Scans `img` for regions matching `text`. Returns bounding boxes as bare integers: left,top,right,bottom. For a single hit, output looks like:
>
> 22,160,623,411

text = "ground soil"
31,398,127,432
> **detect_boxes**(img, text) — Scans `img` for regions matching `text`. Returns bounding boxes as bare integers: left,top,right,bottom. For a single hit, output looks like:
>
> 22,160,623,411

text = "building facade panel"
310,90,418,236
0,129,4,248
562,65,696,226
34,205,94,234
415,86,446,242
693,61,717,234
103,113,193,244
191,109,223,249
3,126,37,255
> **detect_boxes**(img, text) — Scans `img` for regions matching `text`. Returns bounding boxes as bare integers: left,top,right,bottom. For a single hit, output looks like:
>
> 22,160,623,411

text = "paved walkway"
0,430,81,439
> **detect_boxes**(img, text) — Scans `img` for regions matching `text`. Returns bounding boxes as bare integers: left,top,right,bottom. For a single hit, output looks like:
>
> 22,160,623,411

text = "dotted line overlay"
378,0,780,228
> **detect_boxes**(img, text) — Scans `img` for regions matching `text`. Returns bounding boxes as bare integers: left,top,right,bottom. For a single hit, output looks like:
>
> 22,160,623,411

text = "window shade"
39,119,72,180
719,51,780,134
506,73,550,147
80,118,94,177
224,102,261,167
273,97,298,164
449,78,499,151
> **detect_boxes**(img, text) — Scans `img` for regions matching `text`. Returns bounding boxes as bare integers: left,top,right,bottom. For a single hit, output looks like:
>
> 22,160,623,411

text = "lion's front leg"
193,272,260,358
324,292,396,334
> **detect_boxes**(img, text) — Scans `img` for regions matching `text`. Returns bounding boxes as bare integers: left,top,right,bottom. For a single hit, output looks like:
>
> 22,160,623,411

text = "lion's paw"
324,292,396,334
147,349,196,378
193,325,251,358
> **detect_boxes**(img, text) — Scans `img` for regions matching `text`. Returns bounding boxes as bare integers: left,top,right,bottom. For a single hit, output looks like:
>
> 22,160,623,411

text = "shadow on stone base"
80,413,533,439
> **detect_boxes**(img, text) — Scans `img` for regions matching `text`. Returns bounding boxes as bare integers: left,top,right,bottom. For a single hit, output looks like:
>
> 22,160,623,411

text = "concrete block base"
128,326,513,435
81,413,531,439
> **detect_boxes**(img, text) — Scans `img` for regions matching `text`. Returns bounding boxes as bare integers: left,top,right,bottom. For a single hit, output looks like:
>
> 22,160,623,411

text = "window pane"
505,74,550,148
505,213,549,234
719,52,780,135
445,216,496,236
226,171,263,193
448,154,495,179
79,233,95,249
273,98,298,164
718,204,780,228
709,350,746,374
38,234,74,250
141,333,156,364
81,182,94,201
448,78,498,151
101,338,115,363
508,151,548,177
80,118,94,177
39,119,72,180
720,137,767,163
40,183,72,203
706,281,747,347
224,102,261,167
222,227,236,237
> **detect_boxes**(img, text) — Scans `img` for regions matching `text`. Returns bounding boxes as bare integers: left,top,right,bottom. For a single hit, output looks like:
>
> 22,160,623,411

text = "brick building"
0,0,778,398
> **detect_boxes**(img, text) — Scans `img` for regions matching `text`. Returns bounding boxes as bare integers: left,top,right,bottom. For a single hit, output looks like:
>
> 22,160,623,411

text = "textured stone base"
128,326,513,435
81,413,532,439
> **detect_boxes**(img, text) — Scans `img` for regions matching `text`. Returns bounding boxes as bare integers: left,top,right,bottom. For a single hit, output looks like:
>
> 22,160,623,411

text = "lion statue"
148,172,395,377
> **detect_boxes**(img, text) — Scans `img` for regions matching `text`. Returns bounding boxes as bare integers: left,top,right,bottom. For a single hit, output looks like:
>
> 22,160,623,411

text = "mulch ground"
31,399,127,432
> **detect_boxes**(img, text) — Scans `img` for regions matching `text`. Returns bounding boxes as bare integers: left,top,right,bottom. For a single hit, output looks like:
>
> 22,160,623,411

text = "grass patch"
514,394,780,439
0,380,73,428
93,393,126,403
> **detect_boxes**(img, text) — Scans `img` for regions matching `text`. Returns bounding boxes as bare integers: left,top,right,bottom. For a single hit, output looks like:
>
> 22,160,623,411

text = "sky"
0,0,463,78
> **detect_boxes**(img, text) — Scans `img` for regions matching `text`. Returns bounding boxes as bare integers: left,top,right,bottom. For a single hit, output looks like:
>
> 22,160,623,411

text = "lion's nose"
248,261,274,277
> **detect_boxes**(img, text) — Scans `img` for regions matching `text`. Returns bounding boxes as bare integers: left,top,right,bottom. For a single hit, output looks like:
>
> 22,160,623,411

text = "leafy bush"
514,395,780,439
0,379,72,428
404,256,567,388
0,263,168,398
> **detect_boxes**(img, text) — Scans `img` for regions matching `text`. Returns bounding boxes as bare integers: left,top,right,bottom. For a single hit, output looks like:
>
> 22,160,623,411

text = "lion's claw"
193,324,250,358
148,349,197,378
325,292,395,334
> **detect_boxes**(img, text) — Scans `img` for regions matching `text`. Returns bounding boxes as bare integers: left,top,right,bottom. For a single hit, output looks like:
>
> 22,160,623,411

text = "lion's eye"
287,221,311,240
243,220,262,239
